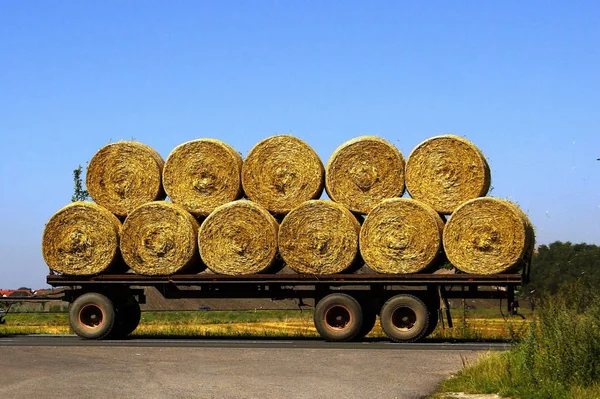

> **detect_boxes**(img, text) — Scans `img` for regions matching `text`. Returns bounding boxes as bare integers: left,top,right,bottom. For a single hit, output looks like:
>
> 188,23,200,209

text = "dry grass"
120,201,201,275
42,201,121,275
86,141,165,217
443,198,535,274
162,138,243,217
325,136,405,214
198,200,279,275
278,200,361,274
405,135,490,214
1,310,528,341
242,135,324,214
360,198,445,274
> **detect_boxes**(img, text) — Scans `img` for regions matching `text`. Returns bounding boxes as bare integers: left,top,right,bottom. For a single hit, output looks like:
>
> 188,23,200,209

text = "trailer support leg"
438,286,453,328
508,285,518,315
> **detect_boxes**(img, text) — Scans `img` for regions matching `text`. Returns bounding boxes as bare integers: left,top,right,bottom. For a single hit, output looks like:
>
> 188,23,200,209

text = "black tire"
69,292,116,340
110,296,141,338
314,293,363,342
424,308,439,338
380,294,429,343
355,304,377,340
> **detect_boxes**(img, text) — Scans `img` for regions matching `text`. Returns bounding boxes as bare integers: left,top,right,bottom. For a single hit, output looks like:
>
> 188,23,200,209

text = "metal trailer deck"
46,273,523,305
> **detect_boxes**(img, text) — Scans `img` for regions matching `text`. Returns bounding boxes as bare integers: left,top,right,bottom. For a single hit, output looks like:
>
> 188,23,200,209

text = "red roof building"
0,289,34,297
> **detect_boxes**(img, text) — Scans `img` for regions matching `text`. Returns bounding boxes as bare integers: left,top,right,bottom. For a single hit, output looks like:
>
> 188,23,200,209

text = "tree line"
525,241,600,299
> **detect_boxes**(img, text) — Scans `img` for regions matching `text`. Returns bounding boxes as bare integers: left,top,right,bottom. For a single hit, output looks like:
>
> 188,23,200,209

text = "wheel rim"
324,305,352,331
78,304,105,329
391,306,416,331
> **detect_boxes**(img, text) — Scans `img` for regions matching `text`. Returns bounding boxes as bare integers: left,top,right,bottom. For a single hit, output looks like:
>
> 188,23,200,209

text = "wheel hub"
324,305,352,331
391,307,416,331
78,304,105,329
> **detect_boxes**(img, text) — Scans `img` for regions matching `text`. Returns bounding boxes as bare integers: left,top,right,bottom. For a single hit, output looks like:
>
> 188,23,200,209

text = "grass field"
0,307,529,340
434,287,600,399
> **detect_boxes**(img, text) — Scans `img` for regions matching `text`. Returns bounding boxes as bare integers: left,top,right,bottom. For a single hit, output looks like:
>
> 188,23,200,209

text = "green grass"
0,310,321,337
435,285,600,399
139,309,313,325
0,312,69,326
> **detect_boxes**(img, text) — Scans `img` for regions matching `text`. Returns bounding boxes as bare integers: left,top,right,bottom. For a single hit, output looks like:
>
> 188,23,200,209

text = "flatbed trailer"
43,267,528,342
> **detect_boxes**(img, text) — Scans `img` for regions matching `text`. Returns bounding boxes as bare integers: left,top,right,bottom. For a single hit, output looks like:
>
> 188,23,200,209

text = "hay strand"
163,139,243,217
325,136,405,214
86,141,165,217
279,200,361,274
360,198,444,274
120,201,200,275
42,202,121,275
405,135,490,214
242,135,324,214
198,200,279,275
443,197,535,274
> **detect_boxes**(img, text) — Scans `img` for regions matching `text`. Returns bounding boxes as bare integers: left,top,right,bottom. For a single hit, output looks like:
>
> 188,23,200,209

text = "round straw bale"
279,200,361,274
86,141,166,217
242,135,324,214
120,201,201,276
360,198,444,274
198,200,279,275
163,139,243,217
42,202,121,275
443,197,535,274
405,135,490,214
325,136,405,214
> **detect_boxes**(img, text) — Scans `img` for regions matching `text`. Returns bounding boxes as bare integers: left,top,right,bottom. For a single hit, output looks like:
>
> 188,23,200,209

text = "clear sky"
1,1,599,289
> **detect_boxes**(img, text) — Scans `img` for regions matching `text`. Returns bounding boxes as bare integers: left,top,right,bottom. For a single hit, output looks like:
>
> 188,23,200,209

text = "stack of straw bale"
405,135,491,214
325,136,405,214
42,202,121,275
443,197,535,274
43,134,534,277
198,200,279,275
86,141,166,217
163,139,243,217
279,200,361,274
360,198,444,274
242,135,324,214
120,201,201,276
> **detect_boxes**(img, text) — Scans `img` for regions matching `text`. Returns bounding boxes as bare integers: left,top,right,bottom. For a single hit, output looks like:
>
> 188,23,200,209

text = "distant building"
0,289,34,297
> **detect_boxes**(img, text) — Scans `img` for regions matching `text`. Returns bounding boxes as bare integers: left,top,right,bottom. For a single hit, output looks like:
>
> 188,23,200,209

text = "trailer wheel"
355,304,377,340
424,308,439,338
110,296,141,338
69,292,116,340
380,294,429,343
314,293,362,342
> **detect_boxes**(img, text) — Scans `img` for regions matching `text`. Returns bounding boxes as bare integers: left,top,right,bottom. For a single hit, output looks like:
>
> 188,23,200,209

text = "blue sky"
1,1,599,288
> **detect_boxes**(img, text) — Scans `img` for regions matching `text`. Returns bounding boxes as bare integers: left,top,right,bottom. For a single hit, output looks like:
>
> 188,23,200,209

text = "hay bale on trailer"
198,200,279,275
120,201,201,276
162,138,243,217
325,136,405,214
86,141,165,217
405,135,490,214
443,197,535,274
42,202,121,275
242,135,324,214
360,198,444,274
279,200,361,274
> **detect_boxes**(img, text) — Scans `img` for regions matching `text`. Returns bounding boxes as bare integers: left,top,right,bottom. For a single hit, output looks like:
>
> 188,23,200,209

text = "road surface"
0,336,505,399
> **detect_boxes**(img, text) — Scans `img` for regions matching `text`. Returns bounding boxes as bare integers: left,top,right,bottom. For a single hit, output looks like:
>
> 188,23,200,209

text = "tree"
525,241,600,299
71,165,90,202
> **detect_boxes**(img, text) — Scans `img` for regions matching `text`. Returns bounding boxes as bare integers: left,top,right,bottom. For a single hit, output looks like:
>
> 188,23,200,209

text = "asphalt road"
0,336,502,399
0,335,510,350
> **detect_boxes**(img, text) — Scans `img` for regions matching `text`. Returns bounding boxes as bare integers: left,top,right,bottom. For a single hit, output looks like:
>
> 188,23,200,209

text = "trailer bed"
47,273,522,286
